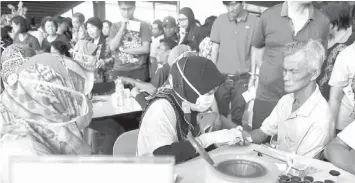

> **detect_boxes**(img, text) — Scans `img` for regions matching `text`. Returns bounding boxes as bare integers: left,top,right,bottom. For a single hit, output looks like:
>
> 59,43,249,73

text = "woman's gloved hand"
196,127,244,148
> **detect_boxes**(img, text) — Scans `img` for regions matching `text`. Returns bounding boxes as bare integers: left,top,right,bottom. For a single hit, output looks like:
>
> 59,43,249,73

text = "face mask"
191,94,215,112
18,76,90,130
175,59,215,113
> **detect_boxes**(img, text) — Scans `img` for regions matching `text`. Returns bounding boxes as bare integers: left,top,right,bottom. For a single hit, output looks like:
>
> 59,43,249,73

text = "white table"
175,144,355,183
91,95,142,118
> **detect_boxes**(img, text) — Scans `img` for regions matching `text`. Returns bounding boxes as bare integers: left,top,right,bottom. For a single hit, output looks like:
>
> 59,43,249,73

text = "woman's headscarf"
170,56,226,104
167,44,195,66
1,44,36,86
0,53,95,154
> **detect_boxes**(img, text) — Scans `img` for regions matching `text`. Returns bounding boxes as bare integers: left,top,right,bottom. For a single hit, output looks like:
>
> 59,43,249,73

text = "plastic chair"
113,129,139,156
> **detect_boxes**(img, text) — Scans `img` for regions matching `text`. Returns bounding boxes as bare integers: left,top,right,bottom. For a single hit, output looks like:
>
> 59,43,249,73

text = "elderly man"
251,1,330,131
325,121,355,174
241,40,335,158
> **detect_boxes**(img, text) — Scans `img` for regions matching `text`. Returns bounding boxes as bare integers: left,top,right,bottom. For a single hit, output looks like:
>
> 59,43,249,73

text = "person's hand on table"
238,130,253,146
196,126,246,148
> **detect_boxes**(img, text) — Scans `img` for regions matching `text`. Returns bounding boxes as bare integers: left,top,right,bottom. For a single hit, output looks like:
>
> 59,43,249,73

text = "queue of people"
1,0,355,176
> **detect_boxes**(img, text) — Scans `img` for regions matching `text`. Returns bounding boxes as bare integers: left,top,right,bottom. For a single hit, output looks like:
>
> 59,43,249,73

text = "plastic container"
115,79,125,106
205,154,279,183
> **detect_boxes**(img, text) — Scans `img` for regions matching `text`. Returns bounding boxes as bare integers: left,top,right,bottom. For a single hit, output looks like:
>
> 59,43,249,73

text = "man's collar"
291,85,323,117
281,2,315,20
228,10,248,22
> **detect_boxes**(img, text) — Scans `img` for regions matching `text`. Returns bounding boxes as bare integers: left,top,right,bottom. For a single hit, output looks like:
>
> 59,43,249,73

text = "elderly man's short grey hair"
284,39,326,72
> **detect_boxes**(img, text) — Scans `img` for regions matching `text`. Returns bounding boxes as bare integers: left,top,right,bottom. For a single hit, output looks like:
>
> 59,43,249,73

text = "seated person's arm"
248,129,269,144
121,76,157,95
245,98,284,144
122,41,150,55
138,99,197,163
325,137,355,174
328,86,344,122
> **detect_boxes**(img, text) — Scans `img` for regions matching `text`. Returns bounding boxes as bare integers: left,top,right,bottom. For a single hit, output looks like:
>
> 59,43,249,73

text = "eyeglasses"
178,18,188,22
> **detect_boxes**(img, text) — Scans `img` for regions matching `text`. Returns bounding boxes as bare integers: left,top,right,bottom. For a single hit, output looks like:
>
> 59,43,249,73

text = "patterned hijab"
1,44,36,86
0,53,95,154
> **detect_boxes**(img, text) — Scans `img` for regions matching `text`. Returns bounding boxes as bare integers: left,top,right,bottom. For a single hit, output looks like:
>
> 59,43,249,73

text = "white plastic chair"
113,129,139,156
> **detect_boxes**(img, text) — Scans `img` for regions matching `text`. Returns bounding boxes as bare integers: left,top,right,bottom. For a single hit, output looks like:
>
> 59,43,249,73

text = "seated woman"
41,17,71,53
0,53,95,174
137,55,244,163
325,120,355,175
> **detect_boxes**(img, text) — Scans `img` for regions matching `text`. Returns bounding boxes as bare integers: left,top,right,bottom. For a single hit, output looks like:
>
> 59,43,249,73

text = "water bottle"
115,79,124,106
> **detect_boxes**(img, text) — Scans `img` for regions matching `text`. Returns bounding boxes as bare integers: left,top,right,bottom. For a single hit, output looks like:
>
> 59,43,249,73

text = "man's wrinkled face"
283,52,315,94
119,3,135,20
226,1,243,19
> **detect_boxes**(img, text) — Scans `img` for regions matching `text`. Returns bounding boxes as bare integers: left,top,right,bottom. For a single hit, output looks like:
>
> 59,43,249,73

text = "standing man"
210,1,259,126
162,16,179,44
149,19,164,78
108,1,151,82
251,1,330,131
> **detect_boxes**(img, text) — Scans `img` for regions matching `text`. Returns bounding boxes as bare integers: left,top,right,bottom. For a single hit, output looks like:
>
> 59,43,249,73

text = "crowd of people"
1,1,355,175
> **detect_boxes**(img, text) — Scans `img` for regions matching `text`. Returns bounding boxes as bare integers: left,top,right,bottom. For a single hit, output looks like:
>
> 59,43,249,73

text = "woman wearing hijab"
137,55,245,163
178,7,209,52
1,44,36,87
0,53,95,165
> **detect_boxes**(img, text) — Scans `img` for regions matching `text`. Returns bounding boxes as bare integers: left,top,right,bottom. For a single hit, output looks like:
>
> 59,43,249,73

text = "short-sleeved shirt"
252,3,330,101
260,85,335,158
41,34,72,53
329,45,355,130
14,34,41,51
211,11,259,75
108,19,152,72
137,99,178,156
338,120,355,150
